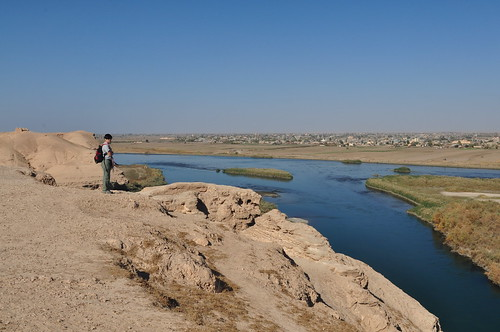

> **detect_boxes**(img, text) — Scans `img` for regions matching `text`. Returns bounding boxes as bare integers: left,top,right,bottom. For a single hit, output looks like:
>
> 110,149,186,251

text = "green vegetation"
119,164,167,191
366,175,500,285
259,198,277,214
250,155,273,159
223,168,293,180
393,166,411,173
341,159,362,164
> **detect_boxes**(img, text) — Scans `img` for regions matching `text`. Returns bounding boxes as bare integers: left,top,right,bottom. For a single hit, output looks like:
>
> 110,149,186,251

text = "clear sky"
1,1,499,134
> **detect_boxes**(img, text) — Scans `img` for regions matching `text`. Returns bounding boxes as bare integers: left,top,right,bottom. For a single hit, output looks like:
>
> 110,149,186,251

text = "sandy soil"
114,142,500,170
0,167,187,331
441,191,500,203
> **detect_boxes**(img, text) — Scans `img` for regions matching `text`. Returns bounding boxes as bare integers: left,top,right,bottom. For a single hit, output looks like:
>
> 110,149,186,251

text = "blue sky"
1,1,499,133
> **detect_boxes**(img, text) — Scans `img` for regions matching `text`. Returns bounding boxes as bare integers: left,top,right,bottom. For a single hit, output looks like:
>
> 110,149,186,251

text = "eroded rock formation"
139,182,262,230
107,231,226,293
107,182,443,332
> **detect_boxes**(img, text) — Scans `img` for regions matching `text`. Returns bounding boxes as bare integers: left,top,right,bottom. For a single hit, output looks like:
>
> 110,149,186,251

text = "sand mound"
0,129,126,187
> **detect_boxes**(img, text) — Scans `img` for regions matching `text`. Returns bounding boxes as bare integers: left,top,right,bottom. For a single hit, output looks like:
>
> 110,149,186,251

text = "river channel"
118,153,500,332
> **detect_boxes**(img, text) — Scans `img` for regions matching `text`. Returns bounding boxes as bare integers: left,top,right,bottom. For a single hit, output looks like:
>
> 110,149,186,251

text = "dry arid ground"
0,167,443,332
0,129,444,332
113,141,500,170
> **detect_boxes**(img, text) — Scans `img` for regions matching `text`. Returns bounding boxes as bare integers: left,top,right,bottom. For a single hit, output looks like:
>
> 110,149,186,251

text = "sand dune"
0,128,125,187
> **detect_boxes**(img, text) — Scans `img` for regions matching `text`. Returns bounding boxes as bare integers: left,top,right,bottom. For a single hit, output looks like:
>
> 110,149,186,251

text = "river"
118,153,500,332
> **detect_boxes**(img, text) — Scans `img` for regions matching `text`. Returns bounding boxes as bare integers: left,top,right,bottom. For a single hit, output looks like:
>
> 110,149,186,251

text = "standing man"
101,133,115,194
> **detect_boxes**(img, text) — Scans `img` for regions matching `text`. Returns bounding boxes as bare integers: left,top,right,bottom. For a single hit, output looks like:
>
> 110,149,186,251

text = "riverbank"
366,175,500,285
113,141,500,170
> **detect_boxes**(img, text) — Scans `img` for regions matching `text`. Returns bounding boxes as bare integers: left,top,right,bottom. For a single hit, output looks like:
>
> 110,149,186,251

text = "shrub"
119,164,167,191
259,199,277,214
393,166,411,173
341,159,362,164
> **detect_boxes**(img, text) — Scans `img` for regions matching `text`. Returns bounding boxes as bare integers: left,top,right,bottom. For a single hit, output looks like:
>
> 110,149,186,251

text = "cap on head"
104,134,113,140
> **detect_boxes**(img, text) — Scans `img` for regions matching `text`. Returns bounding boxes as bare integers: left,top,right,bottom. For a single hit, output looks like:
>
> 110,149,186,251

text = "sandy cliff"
0,129,442,332
0,128,126,187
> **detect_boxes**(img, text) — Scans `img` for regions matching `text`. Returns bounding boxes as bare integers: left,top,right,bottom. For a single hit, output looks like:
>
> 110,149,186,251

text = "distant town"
113,132,499,149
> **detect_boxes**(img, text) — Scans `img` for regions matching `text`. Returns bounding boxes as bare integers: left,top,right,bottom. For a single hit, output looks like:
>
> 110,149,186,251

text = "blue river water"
118,153,500,332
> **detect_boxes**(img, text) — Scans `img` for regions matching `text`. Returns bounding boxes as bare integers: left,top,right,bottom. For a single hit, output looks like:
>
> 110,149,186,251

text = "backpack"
94,145,104,163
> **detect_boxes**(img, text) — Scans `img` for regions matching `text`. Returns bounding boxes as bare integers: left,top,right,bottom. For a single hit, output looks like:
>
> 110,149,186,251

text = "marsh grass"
223,168,293,180
393,166,411,173
260,198,278,214
341,159,362,164
366,175,500,284
288,305,357,332
250,154,273,159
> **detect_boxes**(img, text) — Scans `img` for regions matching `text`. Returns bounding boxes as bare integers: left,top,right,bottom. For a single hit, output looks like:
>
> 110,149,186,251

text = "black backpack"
94,145,104,163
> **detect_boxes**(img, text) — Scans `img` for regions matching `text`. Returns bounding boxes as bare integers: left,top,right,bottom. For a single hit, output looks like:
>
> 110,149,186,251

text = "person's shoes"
103,191,113,194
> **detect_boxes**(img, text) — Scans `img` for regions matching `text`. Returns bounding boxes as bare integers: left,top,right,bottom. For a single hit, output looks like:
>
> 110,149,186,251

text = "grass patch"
288,305,357,332
260,198,277,214
250,155,273,159
119,164,167,191
393,166,411,173
366,175,500,285
341,159,362,164
223,168,293,180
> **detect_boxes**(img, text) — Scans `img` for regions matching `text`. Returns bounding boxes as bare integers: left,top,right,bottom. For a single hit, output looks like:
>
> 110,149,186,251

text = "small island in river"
223,168,293,180
393,166,411,173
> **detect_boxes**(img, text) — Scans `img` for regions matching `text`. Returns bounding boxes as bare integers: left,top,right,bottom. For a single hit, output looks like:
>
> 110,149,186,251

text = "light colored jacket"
102,142,113,160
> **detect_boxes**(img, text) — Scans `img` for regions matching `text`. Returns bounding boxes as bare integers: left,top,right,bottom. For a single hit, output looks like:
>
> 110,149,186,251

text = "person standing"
101,133,115,194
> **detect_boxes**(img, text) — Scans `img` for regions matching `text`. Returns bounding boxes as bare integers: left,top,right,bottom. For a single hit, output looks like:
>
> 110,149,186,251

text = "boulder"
109,232,226,293
140,182,262,230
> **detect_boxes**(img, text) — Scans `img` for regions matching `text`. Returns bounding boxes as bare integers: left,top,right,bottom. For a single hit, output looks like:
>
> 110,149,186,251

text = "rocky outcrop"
137,183,443,332
254,246,321,307
243,209,442,332
107,230,227,293
139,182,262,230
17,168,57,186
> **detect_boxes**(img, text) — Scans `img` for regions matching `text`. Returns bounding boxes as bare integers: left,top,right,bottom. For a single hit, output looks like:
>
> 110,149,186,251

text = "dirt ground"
0,167,357,332
0,167,189,331
114,142,500,170
440,191,500,203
